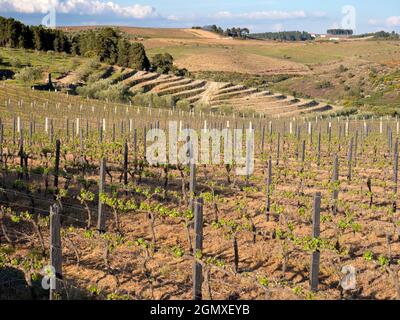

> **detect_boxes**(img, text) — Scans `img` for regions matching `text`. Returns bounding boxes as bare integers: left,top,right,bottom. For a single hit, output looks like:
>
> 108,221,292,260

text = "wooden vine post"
265,157,272,222
50,119,54,144
18,137,24,179
54,139,61,194
143,126,147,161
347,137,353,181
301,139,306,171
29,121,33,146
0,123,3,164
193,197,203,300
97,158,106,233
99,124,103,143
133,128,138,164
328,123,332,154
112,123,116,142
317,129,321,167
50,203,62,300
261,125,265,157
276,132,281,165
189,142,196,211
310,192,321,292
12,117,16,145
394,151,399,211
123,140,129,190
332,154,339,214
354,131,358,167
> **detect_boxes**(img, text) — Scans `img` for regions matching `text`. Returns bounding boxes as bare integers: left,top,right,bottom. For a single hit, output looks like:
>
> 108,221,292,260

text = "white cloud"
386,16,400,27
272,23,284,32
213,10,307,20
0,0,157,18
166,14,179,21
368,19,378,25
311,11,327,18
329,22,340,29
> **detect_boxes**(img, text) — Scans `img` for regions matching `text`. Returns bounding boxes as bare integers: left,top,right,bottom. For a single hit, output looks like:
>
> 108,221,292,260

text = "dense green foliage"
0,16,70,52
249,31,314,41
76,79,130,102
14,66,43,84
0,16,150,71
327,29,353,36
150,53,188,76
372,31,399,39
151,53,174,74
192,70,293,90
353,31,400,40
193,25,250,38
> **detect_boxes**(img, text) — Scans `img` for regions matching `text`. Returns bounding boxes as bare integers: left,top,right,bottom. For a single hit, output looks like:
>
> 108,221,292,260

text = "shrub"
15,67,43,84
176,99,191,111
70,58,81,70
316,80,333,89
131,92,175,109
76,59,100,82
10,57,22,68
76,79,131,102
96,82,130,102
151,53,174,74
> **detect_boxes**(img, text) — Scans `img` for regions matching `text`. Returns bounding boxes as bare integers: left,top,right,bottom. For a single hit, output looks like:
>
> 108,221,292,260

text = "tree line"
354,31,400,40
192,25,250,38
0,16,150,70
249,31,314,41
327,29,354,36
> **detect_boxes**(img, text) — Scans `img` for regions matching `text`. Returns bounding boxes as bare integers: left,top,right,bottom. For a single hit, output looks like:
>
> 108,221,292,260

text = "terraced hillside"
57,69,339,117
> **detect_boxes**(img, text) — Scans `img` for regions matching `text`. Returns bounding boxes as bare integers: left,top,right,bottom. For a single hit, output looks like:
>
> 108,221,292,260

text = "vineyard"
57,68,336,116
0,82,400,301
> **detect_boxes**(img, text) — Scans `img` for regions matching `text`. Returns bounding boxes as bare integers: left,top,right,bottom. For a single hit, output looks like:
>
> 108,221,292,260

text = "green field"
0,48,86,82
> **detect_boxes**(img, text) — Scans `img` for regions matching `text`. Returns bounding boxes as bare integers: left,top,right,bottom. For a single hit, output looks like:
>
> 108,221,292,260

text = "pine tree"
129,42,150,70
116,39,130,67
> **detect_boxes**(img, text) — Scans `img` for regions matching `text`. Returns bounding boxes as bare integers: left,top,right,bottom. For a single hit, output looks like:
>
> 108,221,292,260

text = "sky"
0,0,399,34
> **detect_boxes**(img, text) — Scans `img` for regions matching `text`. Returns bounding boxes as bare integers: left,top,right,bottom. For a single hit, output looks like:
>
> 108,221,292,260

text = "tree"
327,29,353,36
0,17,152,70
128,42,150,70
70,34,81,55
116,38,131,67
151,53,174,74
250,31,314,41
15,67,43,85
32,26,44,51
241,28,250,38
97,28,119,64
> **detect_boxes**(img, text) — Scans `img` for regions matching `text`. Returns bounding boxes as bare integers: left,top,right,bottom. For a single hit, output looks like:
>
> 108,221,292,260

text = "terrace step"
211,88,259,102
158,80,207,96
172,87,207,100
215,84,247,95
186,94,204,104
123,71,161,87
152,78,192,92
131,74,176,92
109,69,137,84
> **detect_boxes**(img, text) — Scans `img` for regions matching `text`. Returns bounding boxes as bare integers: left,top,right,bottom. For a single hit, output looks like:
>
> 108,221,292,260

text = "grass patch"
0,47,86,84
192,71,295,89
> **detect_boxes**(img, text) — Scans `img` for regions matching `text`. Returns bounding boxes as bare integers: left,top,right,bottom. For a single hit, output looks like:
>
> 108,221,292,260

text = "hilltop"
2,22,400,116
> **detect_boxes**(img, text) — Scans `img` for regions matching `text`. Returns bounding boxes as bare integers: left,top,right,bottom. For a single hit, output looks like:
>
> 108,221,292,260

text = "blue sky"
0,0,399,33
